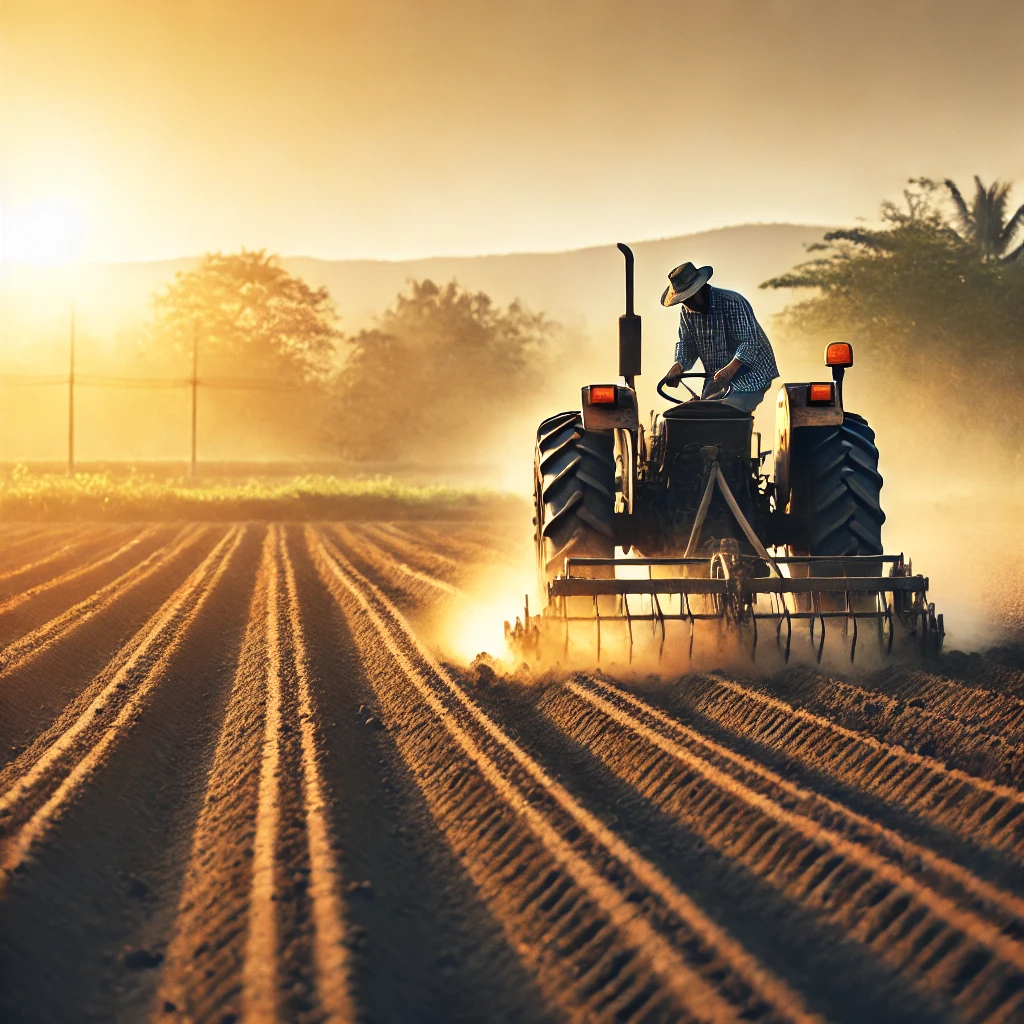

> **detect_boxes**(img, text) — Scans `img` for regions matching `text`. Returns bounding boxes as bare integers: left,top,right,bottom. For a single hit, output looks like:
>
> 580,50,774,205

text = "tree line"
148,173,1023,464
147,250,552,462
762,175,1024,457
762,176,1024,390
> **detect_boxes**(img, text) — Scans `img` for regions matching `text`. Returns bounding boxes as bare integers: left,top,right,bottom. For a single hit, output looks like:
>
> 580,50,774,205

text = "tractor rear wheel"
805,413,885,560
534,412,615,595
789,413,885,612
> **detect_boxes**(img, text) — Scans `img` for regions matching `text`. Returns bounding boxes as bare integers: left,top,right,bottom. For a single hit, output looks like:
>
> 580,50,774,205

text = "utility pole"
68,304,76,476
190,320,198,480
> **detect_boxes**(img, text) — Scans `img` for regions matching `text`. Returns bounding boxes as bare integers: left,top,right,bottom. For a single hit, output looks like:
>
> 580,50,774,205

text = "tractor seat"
663,400,752,420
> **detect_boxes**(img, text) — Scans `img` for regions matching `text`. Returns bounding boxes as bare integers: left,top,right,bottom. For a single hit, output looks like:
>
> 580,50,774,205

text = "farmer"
661,262,779,412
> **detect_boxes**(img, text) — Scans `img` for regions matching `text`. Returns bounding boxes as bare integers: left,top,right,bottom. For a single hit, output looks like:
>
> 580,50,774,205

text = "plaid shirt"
674,286,779,393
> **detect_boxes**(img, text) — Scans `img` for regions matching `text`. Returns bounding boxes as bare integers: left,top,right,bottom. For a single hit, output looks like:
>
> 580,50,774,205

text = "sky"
2,0,1023,263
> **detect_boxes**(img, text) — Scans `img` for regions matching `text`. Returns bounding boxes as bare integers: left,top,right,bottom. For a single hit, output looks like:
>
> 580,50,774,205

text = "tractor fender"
580,385,639,431
774,382,844,513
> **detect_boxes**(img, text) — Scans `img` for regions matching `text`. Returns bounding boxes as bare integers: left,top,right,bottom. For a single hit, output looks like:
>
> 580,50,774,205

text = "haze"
3,0,1023,263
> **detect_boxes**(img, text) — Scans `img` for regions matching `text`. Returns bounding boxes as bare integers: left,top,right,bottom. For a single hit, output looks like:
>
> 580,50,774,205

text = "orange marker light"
809,383,834,403
825,342,854,367
589,386,617,405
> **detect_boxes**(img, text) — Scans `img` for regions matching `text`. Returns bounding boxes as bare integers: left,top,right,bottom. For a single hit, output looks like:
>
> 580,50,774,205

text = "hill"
0,223,828,353
287,223,829,336
0,224,828,465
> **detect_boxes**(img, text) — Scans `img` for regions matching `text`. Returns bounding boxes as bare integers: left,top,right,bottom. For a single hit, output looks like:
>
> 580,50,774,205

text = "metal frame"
531,554,942,664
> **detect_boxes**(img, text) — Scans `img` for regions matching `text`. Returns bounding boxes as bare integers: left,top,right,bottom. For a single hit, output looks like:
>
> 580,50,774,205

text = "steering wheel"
656,371,732,405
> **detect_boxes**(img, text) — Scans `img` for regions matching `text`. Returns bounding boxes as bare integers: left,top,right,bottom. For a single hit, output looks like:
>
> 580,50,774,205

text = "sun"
0,198,86,267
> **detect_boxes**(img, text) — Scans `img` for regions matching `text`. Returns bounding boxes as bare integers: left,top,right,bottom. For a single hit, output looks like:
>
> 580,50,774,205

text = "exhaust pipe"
617,243,641,388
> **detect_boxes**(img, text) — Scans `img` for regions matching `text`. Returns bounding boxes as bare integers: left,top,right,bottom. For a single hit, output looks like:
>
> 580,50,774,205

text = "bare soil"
1,521,1023,1022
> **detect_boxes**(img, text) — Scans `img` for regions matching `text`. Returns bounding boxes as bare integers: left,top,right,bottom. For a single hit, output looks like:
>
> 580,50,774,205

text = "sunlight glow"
1,199,86,267
439,560,538,665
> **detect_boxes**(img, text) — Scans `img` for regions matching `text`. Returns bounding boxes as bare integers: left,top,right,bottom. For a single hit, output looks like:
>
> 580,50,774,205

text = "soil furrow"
0,524,94,578
0,526,158,618
356,535,462,596
0,526,174,654
157,526,354,1023
0,524,208,681
0,527,261,1024
833,664,1024,745
277,528,355,1023
0,526,217,765
0,523,47,546
0,527,243,888
548,674,1024,1021
396,522,516,564
358,523,462,583
328,522,460,607
761,671,1024,787
243,527,287,1021
286,525,546,1023
309,526,817,1024
155,532,275,1022
683,673,1024,862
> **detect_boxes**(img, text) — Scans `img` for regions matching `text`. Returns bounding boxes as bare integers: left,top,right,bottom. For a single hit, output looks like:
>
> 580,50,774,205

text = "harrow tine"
778,604,792,662
684,594,695,660
623,594,634,663
594,595,601,663
812,592,826,663
653,593,667,660
878,595,894,657
912,594,925,652
847,590,858,662
749,601,758,661
648,566,658,639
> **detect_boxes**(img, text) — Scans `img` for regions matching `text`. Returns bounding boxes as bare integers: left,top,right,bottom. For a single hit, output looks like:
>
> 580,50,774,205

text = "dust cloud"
851,362,1024,652
433,340,1024,668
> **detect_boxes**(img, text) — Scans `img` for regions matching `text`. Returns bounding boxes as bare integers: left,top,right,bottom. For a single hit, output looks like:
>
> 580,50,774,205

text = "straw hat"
660,262,714,306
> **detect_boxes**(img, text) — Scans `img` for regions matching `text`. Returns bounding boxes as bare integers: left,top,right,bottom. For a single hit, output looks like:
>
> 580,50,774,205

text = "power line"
76,375,193,389
0,374,68,386
0,372,304,391
0,355,313,472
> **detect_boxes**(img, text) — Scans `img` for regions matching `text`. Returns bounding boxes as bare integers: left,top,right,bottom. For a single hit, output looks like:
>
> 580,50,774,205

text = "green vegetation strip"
0,471,521,522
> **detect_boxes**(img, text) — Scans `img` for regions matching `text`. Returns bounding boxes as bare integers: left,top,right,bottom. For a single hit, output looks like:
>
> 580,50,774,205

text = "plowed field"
2,521,1023,1023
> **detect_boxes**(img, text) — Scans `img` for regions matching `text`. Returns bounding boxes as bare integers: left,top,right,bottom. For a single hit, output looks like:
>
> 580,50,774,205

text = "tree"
762,180,1024,374
150,249,341,383
330,279,551,461
762,179,1024,456
944,176,1024,262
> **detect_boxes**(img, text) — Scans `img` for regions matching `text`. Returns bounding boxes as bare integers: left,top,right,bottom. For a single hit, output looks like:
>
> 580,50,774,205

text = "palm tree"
944,176,1024,261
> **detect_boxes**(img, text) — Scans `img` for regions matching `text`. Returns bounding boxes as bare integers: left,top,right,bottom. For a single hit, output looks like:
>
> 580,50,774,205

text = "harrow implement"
506,553,943,664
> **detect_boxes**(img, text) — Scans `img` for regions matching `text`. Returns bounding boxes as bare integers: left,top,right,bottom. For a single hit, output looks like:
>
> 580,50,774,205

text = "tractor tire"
534,411,615,592
788,413,885,614
805,413,885,559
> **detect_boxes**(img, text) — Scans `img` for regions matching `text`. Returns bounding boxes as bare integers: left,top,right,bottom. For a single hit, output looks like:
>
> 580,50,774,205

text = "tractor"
507,243,943,663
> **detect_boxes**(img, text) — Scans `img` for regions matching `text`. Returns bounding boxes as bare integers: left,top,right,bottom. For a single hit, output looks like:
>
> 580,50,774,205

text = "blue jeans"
701,382,769,413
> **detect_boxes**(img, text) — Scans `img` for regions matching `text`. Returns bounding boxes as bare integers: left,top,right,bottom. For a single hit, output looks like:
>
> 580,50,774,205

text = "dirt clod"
122,947,163,970
347,879,374,899
125,876,149,900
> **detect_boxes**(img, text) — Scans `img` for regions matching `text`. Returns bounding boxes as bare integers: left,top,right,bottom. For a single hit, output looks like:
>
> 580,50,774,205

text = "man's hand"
711,357,744,391
664,361,685,386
